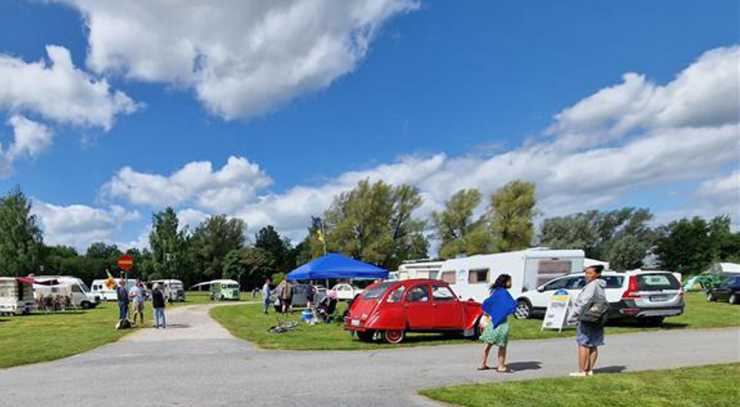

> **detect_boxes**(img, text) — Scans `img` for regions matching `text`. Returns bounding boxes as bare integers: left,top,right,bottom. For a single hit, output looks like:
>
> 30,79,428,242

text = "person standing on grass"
262,277,272,314
279,279,293,313
152,283,167,329
569,265,608,377
116,279,129,322
129,280,146,326
479,274,517,372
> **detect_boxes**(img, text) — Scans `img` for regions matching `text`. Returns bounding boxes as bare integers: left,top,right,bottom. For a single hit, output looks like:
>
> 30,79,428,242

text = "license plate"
351,319,360,327
650,295,668,301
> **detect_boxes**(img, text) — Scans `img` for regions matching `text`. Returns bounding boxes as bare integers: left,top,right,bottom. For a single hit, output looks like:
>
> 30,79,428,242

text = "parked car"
706,276,740,304
515,270,684,326
150,279,186,302
332,283,362,301
344,279,483,344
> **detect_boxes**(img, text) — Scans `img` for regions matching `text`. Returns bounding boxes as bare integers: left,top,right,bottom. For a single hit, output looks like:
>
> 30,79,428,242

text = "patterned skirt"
479,321,510,347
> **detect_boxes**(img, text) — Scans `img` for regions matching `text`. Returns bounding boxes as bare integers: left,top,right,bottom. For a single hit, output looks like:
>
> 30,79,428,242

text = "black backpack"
579,288,609,325
116,319,132,330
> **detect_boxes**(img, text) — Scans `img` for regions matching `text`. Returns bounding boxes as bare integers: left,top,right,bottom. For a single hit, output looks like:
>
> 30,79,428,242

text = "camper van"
209,279,240,301
150,279,186,302
430,248,586,303
0,277,35,315
91,278,136,301
34,276,99,309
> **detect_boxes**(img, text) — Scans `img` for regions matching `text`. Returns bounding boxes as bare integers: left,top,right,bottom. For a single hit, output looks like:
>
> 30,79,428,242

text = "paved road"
1,305,738,407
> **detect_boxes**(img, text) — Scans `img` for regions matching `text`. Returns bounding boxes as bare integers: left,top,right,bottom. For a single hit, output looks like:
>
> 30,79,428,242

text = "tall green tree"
489,180,537,251
0,187,43,276
85,242,122,259
432,188,493,259
190,215,246,279
149,208,190,282
223,247,275,289
255,225,292,272
323,180,428,269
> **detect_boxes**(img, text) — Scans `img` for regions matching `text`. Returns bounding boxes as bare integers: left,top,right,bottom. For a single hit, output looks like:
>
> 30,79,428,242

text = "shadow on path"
594,365,627,374
508,361,542,371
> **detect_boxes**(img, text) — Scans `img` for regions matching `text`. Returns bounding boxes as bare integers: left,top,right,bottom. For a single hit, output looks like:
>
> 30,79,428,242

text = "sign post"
541,289,572,332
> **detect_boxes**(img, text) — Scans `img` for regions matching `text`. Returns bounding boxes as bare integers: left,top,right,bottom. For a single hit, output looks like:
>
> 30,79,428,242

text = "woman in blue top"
479,274,517,372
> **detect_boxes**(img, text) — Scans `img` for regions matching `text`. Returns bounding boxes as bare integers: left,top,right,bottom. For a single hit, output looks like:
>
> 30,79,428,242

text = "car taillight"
622,276,640,299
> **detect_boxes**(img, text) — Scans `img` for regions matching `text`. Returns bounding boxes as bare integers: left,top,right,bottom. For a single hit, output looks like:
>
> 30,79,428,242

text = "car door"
533,277,572,308
404,284,435,329
431,285,463,329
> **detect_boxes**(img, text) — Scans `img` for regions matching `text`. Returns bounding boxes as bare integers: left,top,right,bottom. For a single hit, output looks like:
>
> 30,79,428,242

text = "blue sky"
0,1,738,251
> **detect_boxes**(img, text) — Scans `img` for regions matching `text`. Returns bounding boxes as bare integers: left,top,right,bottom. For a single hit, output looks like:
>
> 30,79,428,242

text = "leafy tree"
149,208,190,282
432,188,493,258
44,245,78,259
0,187,43,276
86,242,122,259
540,208,655,270
489,180,537,251
323,179,428,269
190,215,246,280
255,225,293,272
223,247,275,289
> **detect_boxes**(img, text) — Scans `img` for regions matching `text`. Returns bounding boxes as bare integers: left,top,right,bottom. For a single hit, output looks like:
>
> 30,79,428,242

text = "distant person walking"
116,279,129,322
129,280,146,326
262,278,272,314
152,283,167,329
570,265,608,377
479,274,517,372
278,279,293,313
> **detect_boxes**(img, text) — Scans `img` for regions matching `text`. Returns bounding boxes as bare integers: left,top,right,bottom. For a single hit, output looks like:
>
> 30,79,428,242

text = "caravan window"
71,284,82,293
440,271,456,284
536,260,573,286
468,269,489,284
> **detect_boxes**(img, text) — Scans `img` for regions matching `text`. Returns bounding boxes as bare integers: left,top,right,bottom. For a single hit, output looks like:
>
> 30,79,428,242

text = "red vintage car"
344,279,483,344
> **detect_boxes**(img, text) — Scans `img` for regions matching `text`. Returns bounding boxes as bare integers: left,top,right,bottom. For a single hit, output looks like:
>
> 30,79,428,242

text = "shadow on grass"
594,365,627,374
508,361,542,371
23,311,87,317
606,320,689,329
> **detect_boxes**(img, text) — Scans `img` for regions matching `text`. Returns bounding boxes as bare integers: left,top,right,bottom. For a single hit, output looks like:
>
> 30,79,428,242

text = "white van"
91,278,136,301
150,279,186,302
34,276,99,309
434,248,586,303
0,277,35,315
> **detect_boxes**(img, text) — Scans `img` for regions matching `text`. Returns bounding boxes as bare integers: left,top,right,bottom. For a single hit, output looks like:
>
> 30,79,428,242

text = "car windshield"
224,284,238,289
636,274,680,290
362,282,394,300
171,283,183,289
78,281,90,293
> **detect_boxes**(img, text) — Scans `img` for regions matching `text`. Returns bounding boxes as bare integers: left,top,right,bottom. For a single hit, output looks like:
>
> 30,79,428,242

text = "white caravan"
34,276,99,309
91,278,136,301
435,248,586,303
0,277,35,315
396,260,445,280
150,279,186,302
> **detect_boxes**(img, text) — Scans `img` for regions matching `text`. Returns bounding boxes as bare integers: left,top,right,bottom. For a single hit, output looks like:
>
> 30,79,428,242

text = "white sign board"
541,289,571,332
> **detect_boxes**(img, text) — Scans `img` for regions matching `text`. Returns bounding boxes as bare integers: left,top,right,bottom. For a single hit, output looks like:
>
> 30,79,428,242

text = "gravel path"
1,304,738,407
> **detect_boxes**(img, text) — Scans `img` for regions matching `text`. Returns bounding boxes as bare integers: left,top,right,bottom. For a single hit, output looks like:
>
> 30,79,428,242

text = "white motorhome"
34,276,99,309
396,260,445,280
150,279,186,302
0,277,35,315
91,278,136,301
434,248,586,303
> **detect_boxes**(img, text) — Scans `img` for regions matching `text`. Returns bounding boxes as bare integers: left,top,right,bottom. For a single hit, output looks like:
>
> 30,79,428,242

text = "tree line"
0,181,738,288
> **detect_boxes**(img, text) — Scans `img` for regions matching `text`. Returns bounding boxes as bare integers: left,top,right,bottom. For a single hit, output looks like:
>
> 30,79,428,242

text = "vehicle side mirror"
537,286,544,293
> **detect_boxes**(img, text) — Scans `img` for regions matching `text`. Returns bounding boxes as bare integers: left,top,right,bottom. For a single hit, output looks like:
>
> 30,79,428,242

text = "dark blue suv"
706,276,740,304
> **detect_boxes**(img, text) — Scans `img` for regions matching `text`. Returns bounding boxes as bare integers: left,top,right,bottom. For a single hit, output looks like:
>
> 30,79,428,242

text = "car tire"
706,292,716,302
729,293,738,304
383,329,405,344
514,299,532,320
357,330,375,342
80,301,91,309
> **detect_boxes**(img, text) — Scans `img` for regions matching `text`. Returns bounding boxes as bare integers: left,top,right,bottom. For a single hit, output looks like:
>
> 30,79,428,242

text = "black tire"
356,330,375,342
729,293,738,305
514,299,532,320
706,292,716,302
80,301,91,309
383,329,405,344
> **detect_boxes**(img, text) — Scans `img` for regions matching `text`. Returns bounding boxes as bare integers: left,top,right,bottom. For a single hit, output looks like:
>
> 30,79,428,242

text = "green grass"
419,363,740,407
210,292,740,350
0,292,230,369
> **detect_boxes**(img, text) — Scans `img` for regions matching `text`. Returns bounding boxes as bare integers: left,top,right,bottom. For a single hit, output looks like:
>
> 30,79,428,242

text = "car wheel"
514,299,532,320
729,293,738,304
706,292,716,302
383,329,405,344
356,330,375,342
80,301,91,309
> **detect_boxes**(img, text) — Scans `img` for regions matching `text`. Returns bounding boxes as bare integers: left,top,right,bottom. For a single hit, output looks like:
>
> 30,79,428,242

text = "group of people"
479,265,608,377
115,279,168,329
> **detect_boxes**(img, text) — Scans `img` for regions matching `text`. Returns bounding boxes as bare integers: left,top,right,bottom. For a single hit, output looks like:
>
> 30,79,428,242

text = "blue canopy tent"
286,253,388,281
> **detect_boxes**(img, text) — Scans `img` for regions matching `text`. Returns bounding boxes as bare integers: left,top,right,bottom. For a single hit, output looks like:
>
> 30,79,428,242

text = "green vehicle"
209,279,241,301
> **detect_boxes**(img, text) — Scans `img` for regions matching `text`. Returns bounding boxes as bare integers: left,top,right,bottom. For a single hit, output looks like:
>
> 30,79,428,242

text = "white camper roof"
190,279,239,289
440,248,585,269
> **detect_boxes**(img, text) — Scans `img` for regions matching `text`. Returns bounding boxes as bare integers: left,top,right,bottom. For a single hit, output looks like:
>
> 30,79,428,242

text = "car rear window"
637,274,680,290
602,276,624,289
362,282,394,300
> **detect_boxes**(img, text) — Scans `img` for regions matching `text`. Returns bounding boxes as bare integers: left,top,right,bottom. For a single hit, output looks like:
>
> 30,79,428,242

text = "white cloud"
177,208,210,232
58,0,419,120
32,201,140,250
549,45,740,149
0,115,53,177
0,45,139,130
102,156,272,212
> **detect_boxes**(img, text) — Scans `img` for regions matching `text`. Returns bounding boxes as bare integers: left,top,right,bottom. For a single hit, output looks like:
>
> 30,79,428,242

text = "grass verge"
419,363,740,407
210,292,740,350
